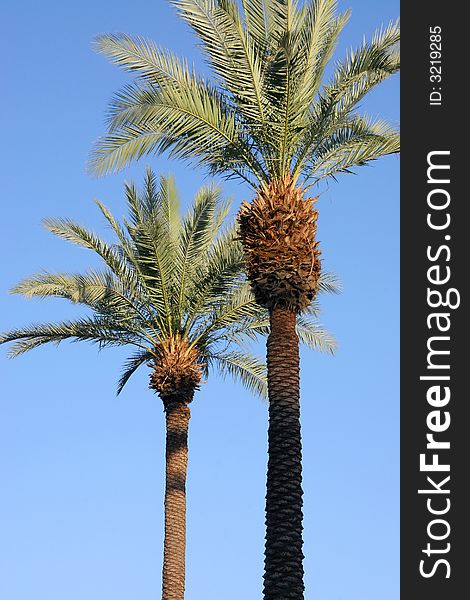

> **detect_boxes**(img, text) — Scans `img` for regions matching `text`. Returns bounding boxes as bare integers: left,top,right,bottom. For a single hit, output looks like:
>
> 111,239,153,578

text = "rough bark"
161,400,191,600
150,336,202,399
238,176,321,311
263,306,304,600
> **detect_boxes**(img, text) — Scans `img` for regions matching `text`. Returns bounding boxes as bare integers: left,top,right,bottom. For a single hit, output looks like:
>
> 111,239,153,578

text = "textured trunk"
263,306,304,600
162,401,190,600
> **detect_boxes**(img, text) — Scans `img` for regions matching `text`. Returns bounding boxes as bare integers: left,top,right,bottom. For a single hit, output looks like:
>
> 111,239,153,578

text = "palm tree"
89,2,398,596
1,168,336,600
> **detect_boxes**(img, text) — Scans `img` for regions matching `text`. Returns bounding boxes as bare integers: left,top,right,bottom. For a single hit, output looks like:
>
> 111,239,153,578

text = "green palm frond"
294,2,351,107
269,3,350,158
260,2,348,171
11,272,83,301
156,172,181,245
123,173,183,333
300,116,399,187
192,281,260,345
295,314,336,354
316,19,400,123
117,349,154,395
0,317,147,358
90,55,266,184
42,217,138,291
175,185,235,316
317,271,341,295
177,185,223,286
95,198,132,247
173,0,269,129
330,19,400,91
12,270,137,314
94,33,192,88
183,223,244,320
209,350,268,398
241,0,272,45
92,1,399,187
91,125,165,179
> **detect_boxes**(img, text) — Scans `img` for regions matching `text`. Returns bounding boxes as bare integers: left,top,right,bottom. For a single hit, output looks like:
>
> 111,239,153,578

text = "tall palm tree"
89,2,398,596
1,169,336,600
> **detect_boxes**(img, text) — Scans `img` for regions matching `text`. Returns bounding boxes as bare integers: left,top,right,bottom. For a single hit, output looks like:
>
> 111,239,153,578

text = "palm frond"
317,271,341,295
90,124,165,177
301,117,399,186
209,350,267,398
90,50,266,184
156,172,181,245
183,223,244,323
314,19,400,126
11,272,83,302
173,0,269,130
295,314,336,354
42,217,138,292
117,349,154,395
241,0,272,45
290,2,350,135
129,212,176,334
175,184,227,319
192,281,260,345
94,33,192,88
0,317,147,358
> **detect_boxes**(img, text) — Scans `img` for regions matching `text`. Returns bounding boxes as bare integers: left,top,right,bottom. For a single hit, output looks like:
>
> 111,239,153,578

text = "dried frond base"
149,335,203,405
238,176,321,312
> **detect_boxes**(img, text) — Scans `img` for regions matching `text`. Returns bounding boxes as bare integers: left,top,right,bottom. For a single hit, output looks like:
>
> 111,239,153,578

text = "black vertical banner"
401,3,467,599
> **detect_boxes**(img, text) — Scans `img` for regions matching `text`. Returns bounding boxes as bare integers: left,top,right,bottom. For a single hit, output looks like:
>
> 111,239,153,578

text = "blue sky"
1,1,399,599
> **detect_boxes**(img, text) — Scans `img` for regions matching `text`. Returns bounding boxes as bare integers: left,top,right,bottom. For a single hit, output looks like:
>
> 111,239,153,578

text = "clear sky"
1,1,399,599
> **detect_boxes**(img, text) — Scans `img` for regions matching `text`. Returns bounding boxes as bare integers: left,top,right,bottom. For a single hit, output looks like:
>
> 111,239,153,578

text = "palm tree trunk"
162,400,190,600
264,306,304,600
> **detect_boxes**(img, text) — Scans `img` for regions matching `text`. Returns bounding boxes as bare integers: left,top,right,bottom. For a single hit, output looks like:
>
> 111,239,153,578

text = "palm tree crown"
90,0,399,191
1,168,335,395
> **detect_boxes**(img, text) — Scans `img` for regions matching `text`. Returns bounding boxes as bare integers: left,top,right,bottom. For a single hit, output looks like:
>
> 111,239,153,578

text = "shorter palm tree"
1,168,336,600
